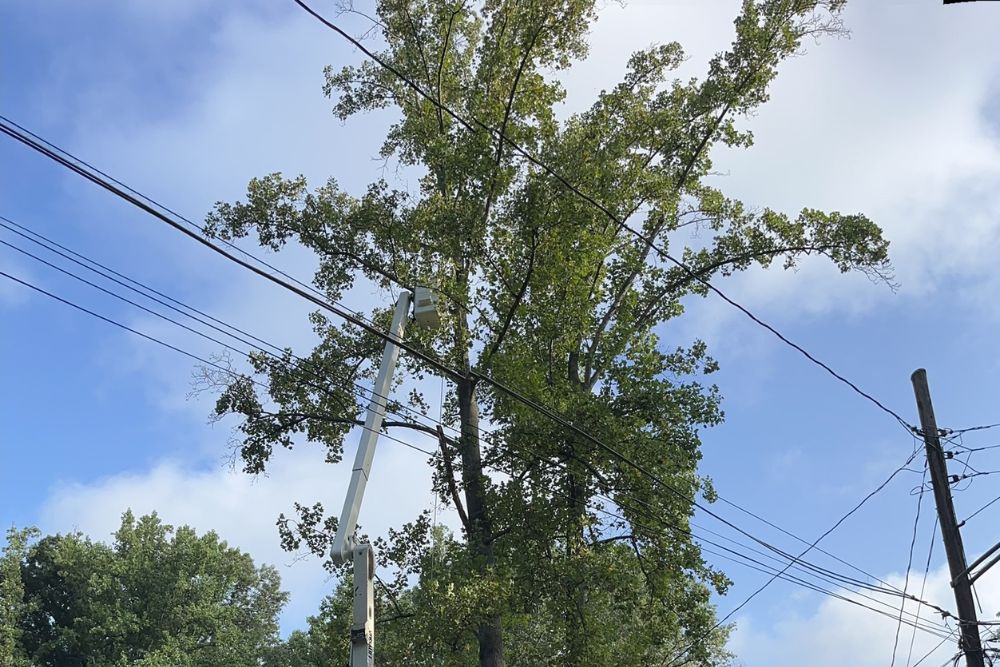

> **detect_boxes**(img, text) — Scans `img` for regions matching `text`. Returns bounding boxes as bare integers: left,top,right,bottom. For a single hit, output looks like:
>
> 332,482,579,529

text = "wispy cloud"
39,432,456,634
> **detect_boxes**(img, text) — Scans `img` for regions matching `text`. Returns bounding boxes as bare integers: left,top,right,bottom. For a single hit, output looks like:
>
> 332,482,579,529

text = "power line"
509,447,957,640
579,492,955,641
663,443,926,666
495,432,955,628
0,213,309,365
598,456,950,613
893,461,930,667
0,213,462,444
0,117,934,658
0,268,436,459
0,115,353,317
0,228,454,452
700,545,953,640
0,218,879,597
910,638,960,667
907,516,940,667
4,244,938,628
963,491,1000,526
1,117,890,608
3,254,957,646
945,424,1000,436
718,494,916,600
952,444,1000,454
2,212,927,615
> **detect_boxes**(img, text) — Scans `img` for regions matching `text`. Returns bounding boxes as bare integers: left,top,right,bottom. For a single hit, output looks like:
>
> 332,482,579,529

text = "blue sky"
4,1,1000,665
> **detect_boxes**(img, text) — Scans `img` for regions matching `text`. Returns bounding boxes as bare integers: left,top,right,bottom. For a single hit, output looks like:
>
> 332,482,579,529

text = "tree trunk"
457,373,505,667
563,440,590,667
563,370,590,666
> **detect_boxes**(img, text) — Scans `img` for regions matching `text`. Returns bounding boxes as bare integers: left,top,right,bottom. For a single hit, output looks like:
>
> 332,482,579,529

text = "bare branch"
591,533,634,547
437,424,472,534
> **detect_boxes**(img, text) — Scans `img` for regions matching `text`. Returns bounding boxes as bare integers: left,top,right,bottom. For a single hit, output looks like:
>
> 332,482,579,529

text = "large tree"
263,525,734,666
1,513,286,666
205,0,890,664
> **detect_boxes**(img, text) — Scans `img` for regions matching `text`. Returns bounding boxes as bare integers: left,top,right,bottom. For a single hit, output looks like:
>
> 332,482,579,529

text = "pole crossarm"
954,541,1000,587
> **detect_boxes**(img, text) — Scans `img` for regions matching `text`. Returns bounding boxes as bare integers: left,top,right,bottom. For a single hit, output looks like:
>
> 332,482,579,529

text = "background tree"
205,0,890,664
3,512,286,666
1,527,36,667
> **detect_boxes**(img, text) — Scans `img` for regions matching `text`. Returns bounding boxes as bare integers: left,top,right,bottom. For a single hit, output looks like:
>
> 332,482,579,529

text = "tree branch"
585,243,844,388
479,20,545,230
434,2,466,134
437,424,471,534
479,229,538,370
400,2,435,94
259,408,445,441
591,533,634,547
583,213,671,384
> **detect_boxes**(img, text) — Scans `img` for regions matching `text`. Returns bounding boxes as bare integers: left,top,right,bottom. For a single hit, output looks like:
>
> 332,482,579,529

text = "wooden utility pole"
911,369,985,667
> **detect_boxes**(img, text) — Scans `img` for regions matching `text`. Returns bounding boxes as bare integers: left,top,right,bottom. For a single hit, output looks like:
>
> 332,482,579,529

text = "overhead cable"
1,213,921,609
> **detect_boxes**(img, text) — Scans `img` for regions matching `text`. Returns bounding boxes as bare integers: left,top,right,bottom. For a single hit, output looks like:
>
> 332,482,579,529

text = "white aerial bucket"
413,286,441,329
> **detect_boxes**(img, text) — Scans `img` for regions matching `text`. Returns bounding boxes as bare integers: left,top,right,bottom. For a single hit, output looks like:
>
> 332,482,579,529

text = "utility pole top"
911,369,985,667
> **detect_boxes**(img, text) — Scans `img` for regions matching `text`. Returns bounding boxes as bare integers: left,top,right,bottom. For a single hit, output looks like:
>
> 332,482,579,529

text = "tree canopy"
0,513,286,666
204,0,890,664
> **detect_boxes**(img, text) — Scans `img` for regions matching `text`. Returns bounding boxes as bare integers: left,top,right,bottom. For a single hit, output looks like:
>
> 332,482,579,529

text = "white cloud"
68,5,397,221
39,429,458,634
729,564,1000,667
24,2,404,439
584,1,1000,346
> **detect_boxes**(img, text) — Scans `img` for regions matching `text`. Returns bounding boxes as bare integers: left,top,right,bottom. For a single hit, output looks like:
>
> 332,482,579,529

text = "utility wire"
495,432,955,628
663,443,925,666
512,449,956,640
580,492,955,641
907,516,940,667
2,242,956,641
718,495,915,599
2,251,936,625
0,213,463,443
1,222,890,600
964,493,1000,526
0,230,451,451
599,452,950,611
691,516,917,600
945,424,1000,436
1,118,911,617
892,461,930,667
0,269,436,459
1,213,929,614
619,494,954,633
1,117,937,658
910,638,959,667
699,546,954,640
952,443,1000,454
0,115,354,320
